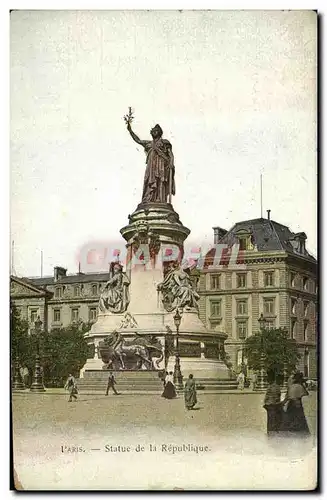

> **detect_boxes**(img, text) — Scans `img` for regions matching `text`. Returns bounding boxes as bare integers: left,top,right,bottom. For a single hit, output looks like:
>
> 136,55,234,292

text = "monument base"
77,369,164,392
80,200,236,389
166,357,230,380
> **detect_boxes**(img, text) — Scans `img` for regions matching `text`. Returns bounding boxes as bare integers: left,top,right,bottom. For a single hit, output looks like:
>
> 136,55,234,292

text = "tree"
243,327,301,376
11,302,91,387
10,302,35,372
42,321,91,386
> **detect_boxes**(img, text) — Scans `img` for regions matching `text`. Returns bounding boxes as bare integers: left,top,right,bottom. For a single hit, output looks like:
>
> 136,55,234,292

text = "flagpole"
260,174,263,218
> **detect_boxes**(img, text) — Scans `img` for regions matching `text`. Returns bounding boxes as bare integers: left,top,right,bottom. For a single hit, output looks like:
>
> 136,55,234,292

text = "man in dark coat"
64,374,78,402
105,372,120,396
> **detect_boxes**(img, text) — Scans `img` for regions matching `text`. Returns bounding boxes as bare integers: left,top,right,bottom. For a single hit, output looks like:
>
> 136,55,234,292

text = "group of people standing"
264,371,310,437
161,371,198,410
237,370,257,390
64,370,198,410
64,371,120,401
64,368,311,437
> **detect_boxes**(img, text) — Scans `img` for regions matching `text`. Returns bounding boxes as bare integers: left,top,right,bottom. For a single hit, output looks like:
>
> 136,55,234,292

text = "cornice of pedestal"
120,202,190,247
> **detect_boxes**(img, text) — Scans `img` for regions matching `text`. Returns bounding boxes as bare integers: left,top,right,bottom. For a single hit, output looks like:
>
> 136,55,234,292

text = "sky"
10,10,317,277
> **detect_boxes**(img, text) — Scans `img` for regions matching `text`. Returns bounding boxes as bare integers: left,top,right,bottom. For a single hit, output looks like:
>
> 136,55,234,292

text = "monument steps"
77,370,163,392
194,378,238,390
77,370,238,392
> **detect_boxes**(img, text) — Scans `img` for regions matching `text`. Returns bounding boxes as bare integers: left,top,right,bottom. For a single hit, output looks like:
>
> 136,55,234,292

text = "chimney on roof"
213,226,228,244
54,266,67,282
267,209,271,220
291,232,307,254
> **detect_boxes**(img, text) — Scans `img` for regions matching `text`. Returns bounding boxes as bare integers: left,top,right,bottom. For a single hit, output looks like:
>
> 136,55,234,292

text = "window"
304,321,309,341
264,271,274,287
89,307,97,321
237,321,247,339
210,301,221,317
71,308,79,322
74,286,80,297
210,274,221,290
291,298,297,315
53,309,61,322
30,309,38,323
237,273,247,288
303,277,308,291
239,237,247,251
264,298,275,315
237,299,247,315
210,319,221,329
290,272,296,287
91,284,98,296
266,320,275,330
291,319,296,339
55,287,62,298
304,301,309,317
237,234,254,251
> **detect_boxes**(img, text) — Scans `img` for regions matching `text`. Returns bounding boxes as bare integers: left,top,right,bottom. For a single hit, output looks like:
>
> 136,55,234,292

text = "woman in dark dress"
184,374,197,410
281,372,310,435
161,371,177,399
263,371,283,436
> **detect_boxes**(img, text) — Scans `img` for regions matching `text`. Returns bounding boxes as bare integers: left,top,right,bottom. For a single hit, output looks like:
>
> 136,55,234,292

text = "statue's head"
150,124,163,139
113,263,123,274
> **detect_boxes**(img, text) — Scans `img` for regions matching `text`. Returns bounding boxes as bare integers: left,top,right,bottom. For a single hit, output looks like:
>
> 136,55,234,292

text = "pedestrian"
286,372,295,392
184,374,197,410
64,373,78,402
20,365,29,387
299,372,309,392
281,371,310,435
237,371,245,390
161,371,177,399
40,365,44,386
251,372,257,391
105,371,120,395
263,371,282,436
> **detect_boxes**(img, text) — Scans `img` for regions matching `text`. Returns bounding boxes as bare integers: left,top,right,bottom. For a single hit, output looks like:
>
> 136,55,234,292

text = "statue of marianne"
99,262,130,314
125,114,176,204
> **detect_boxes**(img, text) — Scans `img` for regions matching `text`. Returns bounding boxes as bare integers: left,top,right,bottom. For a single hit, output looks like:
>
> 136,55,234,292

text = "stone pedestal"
166,357,229,380
81,202,231,385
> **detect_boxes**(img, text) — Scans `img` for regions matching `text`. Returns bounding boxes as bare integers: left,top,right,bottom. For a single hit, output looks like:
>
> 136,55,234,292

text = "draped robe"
142,138,175,203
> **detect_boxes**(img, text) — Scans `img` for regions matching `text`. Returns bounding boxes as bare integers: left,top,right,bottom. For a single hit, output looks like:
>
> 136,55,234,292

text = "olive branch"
123,107,134,125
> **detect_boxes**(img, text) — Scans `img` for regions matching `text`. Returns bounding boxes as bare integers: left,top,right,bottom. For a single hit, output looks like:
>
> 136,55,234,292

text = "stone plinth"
81,201,232,386
166,358,229,380
120,202,190,250
77,370,164,392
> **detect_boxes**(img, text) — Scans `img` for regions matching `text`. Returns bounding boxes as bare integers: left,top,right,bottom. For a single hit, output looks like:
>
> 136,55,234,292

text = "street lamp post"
30,316,46,393
256,313,268,391
173,309,184,390
12,355,25,391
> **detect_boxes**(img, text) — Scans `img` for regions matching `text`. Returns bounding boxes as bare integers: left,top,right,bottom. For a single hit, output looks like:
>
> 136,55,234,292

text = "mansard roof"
219,218,316,260
27,272,110,287
203,217,316,268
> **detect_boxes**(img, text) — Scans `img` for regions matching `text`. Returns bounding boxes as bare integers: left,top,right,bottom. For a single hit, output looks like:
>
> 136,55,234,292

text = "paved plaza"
13,391,317,435
12,391,317,490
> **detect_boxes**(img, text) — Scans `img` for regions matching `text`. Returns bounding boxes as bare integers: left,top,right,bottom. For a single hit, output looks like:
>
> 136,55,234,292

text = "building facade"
10,216,317,379
196,215,317,378
10,267,109,332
